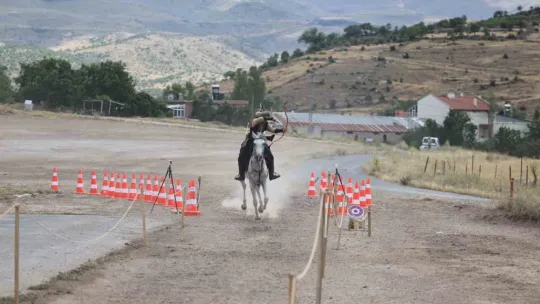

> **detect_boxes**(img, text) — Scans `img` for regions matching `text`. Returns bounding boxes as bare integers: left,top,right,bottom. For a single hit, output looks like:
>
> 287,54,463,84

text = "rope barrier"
0,204,15,221
296,189,324,280
20,186,143,244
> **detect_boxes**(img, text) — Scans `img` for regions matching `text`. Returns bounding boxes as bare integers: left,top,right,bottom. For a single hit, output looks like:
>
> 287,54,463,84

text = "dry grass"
364,146,540,220
0,105,16,115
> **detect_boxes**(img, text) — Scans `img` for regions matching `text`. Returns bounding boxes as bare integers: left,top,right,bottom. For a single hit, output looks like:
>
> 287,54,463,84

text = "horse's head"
251,131,265,162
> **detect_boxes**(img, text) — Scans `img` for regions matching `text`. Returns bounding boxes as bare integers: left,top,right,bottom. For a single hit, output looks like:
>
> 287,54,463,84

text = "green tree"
79,60,135,103
493,126,522,154
469,23,481,33
184,81,196,100
280,51,290,64
443,110,475,146
291,48,304,58
0,65,14,103
527,107,540,140
15,57,81,109
266,54,279,67
128,92,167,117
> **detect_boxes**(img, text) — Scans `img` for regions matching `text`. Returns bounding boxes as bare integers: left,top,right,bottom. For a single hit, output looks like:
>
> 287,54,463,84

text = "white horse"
240,131,269,220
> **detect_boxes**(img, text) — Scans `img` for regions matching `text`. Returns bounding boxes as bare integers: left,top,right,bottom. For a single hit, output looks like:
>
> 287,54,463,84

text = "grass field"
363,146,540,220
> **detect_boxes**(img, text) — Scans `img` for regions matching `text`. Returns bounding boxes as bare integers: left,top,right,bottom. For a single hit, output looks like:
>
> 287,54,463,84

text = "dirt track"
1,114,540,303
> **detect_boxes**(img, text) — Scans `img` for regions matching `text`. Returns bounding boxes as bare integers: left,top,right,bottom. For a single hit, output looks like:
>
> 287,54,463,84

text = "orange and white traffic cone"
366,178,373,207
172,182,184,213
324,192,334,216
115,173,122,199
351,181,360,206
101,171,109,197
167,180,183,212
329,174,335,201
184,179,201,216
89,169,99,195
346,177,353,203
174,178,182,196
108,172,116,198
145,174,152,202
138,173,145,191
360,180,367,208
129,173,137,200
320,171,328,193
336,184,347,215
122,173,128,199
152,175,159,202
158,177,167,205
306,172,317,197
75,169,86,194
51,167,59,191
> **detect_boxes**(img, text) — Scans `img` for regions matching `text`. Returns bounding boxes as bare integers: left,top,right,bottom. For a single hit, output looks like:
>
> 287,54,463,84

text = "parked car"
419,137,440,150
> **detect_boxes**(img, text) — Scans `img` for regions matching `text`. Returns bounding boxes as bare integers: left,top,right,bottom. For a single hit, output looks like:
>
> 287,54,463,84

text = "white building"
408,93,529,140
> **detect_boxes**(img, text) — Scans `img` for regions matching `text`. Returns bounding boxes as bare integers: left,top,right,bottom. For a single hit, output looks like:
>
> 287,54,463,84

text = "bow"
269,101,288,148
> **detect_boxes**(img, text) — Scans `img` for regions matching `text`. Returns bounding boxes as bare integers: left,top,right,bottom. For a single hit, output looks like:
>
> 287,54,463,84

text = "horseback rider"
234,110,284,181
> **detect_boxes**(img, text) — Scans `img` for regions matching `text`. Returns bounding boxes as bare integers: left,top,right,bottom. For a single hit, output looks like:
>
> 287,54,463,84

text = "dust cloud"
220,174,297,219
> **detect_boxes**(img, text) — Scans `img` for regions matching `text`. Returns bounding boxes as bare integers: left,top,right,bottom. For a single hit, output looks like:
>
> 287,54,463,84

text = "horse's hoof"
255,216,261,220
241,205,247,211
258,207,264,213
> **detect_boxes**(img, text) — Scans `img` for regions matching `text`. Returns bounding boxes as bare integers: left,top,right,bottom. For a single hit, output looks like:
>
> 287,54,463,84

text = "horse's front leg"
261,179,269,211
240,180,247,210
250,184,260,220
257,185,264,214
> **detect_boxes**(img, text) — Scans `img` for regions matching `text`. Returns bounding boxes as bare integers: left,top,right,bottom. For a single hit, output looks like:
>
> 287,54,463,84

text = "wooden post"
510,178,515,199
526,166,529,187
424,157,430,173
321,192,329,278
472,155,475,175
315,188,326,304
509,165,512,181
466,162,468,174
336,195,342,250
181,186,186,229
433,159,438,175
139,188,147,247
196,176,202,209
453,161,456,173
495,165,498,179
288,273,297,304
520,158,523,185
442,161,446,175
14,205,20,304
368,206,372,237
479,165,482,178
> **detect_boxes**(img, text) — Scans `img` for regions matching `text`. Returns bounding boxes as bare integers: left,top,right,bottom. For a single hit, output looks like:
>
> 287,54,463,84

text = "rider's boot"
265,146,280,181
235,141,249,181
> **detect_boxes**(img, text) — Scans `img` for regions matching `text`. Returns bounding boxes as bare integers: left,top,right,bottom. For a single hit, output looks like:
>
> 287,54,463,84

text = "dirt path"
1,114,540,303
18,192,540,304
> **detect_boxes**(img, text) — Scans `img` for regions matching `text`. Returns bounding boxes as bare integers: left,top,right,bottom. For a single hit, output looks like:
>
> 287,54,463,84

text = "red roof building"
436,95,490,111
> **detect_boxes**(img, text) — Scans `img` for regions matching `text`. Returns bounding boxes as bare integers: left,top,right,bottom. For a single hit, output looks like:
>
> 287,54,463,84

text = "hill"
0,0,519,50
0,33,258,94
213,32,540,117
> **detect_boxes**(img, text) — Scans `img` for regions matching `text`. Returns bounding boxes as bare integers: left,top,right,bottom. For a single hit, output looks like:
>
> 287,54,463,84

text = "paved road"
289,154,491,204
0,212,173,296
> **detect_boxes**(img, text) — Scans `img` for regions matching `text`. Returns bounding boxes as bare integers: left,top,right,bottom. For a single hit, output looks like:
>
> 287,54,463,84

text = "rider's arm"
251,117,265,127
